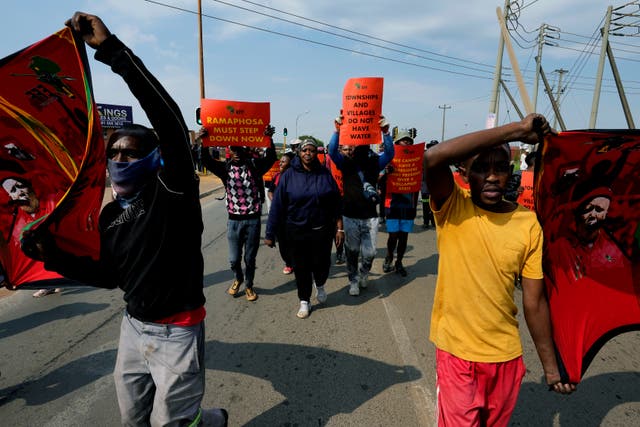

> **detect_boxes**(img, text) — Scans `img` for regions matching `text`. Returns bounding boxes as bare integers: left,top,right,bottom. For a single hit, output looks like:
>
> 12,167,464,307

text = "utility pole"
606,35,635,129
198,0,205,99
499,80,524,120
590,5,613,128
533,24,559,111
488,0,510,126
553,68,568,129
533,25,546,112
439,104,451,142
539,67,567,131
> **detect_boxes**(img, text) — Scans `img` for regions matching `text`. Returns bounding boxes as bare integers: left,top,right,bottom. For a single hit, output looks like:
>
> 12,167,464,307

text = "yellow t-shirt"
429,184,543,362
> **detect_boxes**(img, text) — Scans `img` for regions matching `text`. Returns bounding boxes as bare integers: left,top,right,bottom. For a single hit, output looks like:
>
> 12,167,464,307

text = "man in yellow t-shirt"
423,114,575,427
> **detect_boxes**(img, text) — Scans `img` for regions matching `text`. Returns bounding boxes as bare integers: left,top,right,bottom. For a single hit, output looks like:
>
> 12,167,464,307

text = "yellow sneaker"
245,287,258,301
227,279,242,296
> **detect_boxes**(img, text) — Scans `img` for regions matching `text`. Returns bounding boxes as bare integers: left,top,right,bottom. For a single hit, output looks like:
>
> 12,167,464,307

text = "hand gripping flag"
536,130,640,383
0,27,104,289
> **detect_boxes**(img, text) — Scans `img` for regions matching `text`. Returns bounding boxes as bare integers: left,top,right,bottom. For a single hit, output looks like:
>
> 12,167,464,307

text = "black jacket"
45,35,205,322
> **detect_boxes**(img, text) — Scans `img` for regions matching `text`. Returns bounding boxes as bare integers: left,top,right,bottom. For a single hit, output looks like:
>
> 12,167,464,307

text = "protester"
377,167,388,225
423,113,575,426
325,145,349,265
328,115,394,296
267,151,295,274
23,12,228,426
200,126,277,302
381,130,420,277
265,139,343,318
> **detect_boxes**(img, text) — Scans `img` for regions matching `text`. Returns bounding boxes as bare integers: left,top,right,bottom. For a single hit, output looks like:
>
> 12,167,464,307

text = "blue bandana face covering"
108,147,162,199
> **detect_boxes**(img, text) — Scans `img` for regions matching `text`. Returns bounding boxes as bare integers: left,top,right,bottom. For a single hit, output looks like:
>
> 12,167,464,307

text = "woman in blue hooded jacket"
265,139,343,318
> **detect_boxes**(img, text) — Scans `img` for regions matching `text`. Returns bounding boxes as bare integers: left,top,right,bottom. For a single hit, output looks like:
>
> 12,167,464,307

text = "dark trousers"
276,226,292,267
288,226,334,302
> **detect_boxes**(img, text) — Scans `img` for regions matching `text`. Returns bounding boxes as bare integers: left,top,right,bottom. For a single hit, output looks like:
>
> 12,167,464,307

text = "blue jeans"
227,217,261,287
114,312,205,427
343,216,379,283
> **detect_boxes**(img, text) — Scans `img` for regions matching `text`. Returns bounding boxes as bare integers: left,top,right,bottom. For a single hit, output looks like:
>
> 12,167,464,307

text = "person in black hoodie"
24,12,227,427
265,139,343,318
327,115,394,296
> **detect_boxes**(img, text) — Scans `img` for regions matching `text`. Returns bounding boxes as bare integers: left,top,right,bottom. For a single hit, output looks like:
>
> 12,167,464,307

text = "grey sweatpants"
114,312,205,427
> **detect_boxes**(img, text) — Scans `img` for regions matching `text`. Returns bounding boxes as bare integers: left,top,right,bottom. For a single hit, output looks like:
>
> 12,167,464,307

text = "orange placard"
386,143,424,194
453,170,469,190
517,169,534,210
262,160,280,183
327,155,344,195
339,77,383,146
200,99,270,148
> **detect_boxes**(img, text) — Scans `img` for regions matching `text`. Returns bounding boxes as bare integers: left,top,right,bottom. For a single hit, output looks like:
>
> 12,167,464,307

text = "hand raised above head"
334,113,344,132
521,113,556,145
264,125,276,137
65,12,112,49
379,115,390,133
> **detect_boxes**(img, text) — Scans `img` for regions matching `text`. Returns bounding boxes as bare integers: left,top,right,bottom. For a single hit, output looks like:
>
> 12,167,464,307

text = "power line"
210,0,496,76
232,0,496,70
144,0,496,80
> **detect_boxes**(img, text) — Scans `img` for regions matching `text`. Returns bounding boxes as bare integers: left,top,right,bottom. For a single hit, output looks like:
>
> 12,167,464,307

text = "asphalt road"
0,185,638,426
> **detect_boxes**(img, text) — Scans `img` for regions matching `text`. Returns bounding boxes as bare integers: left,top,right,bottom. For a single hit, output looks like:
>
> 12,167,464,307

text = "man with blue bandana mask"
24,12,228,427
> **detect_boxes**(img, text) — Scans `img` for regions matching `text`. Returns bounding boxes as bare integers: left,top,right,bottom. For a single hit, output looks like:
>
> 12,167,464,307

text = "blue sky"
3,1,639,144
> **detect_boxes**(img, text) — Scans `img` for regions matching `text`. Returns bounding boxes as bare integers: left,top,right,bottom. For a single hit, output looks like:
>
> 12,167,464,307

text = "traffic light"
195,107,201,125
392,126,398,140
409,128,417,138
283,127,288,136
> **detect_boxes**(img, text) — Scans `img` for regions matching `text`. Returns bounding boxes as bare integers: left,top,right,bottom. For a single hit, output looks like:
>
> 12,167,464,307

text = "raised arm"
423,113,551,210
67,12,194,189
254,125,277,174
328,115,344,169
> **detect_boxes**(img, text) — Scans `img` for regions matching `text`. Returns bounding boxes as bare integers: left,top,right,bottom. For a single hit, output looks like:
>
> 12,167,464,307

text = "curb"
199,186,223,199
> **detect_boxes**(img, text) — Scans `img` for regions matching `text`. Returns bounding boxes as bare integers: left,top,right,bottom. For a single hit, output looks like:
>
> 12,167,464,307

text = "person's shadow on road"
510,371,640,426
205,340,422,426
0,301,109,340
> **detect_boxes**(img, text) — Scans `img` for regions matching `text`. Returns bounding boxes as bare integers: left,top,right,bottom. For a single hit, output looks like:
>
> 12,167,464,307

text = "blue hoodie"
266,155,342,241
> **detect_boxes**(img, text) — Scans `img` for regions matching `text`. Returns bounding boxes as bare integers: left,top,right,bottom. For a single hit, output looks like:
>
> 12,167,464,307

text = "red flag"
0,27,104,289
536,130,640,383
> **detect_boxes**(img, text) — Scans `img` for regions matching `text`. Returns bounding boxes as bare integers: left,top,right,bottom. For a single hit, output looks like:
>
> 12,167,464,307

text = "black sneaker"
395,261,407,277
382,257,393,273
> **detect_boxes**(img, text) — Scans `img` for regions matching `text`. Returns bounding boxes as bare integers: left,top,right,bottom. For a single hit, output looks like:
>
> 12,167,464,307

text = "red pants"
436,348,526,427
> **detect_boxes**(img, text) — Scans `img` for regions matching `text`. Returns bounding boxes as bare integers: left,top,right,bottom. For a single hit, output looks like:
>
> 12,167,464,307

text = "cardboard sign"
200,99,270,147
453,170,469,190
517,169,534,210
339,77,383,146
327,155,344,195
262,160,280,183
386,143,424,194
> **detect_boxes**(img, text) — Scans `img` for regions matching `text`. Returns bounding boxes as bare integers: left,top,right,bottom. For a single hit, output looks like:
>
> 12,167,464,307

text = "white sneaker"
348,281,360,296
359,275,368,289
315,285,327,303
297,301,310,318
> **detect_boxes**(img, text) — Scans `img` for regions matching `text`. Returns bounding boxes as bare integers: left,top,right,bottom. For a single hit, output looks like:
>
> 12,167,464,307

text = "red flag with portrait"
536,130,640,383
0,27,104,289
